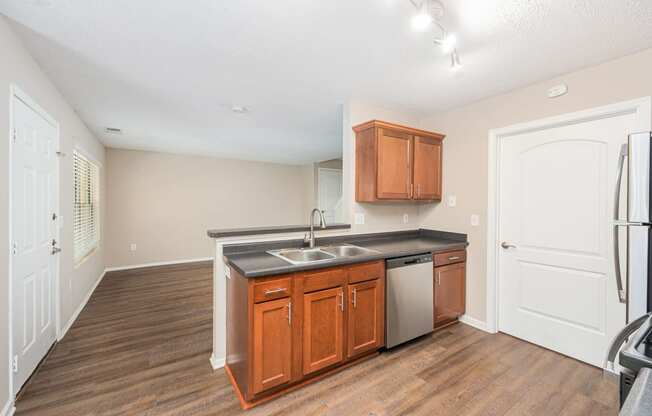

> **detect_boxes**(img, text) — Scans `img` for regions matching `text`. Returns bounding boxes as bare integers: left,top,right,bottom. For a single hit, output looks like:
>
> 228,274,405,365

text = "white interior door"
318,168,343,223
498,113,633,367
11,94,58,393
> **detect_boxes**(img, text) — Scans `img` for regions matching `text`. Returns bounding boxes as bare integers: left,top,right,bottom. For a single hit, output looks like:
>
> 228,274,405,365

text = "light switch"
403,214,409,224
354,213,365,225
130,243,137,252
471,214,480,226
448,195,457,207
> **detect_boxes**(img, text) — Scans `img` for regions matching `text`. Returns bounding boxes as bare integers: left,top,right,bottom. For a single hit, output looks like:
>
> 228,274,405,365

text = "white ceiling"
2,0,652,164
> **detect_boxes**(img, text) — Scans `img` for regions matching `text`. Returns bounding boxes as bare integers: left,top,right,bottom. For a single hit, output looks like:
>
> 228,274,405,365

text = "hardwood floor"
15,262,619,415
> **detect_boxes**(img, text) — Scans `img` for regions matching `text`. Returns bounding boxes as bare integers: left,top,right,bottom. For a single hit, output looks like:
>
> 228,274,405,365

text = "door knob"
51,239,61,255
501,242,516,249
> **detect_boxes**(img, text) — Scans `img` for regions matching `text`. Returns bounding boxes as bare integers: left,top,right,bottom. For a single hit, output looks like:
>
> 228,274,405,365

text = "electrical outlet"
354,213,365,225
130,243,137,252
448,195,457,207
403,213,409,224
471,214,480,226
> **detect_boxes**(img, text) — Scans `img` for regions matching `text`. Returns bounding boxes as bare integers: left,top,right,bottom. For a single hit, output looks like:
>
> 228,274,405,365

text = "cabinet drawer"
433,250,466,266
303,268,346,293
253,277,292,303
348,261,384,284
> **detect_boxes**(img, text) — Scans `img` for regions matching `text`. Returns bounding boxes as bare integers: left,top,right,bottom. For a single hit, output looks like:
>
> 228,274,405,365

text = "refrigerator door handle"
613,143,628,304
603,313,650,373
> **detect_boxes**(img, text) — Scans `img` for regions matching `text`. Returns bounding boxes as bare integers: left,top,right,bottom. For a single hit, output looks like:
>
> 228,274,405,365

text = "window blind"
73,151,100,264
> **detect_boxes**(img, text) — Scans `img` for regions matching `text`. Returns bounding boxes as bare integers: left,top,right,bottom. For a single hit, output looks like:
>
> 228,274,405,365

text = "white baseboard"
105,257,213,273
1,400,15,416
210,354,225,370
58,269,107,341
459,314,493,333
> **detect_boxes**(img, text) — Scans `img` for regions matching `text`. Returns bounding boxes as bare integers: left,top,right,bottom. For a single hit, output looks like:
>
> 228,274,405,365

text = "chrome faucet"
304,208,326,248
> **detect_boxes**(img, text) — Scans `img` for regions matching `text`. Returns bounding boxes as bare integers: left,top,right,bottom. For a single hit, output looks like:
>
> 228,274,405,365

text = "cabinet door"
303,287,344,375
376,128,412,199
413,136,442,200
347,280,384,358
252,297,292,394
434,263,466,327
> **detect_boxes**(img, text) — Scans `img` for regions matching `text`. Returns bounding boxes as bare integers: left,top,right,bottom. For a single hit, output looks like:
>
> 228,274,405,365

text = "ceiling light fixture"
409,0,462,71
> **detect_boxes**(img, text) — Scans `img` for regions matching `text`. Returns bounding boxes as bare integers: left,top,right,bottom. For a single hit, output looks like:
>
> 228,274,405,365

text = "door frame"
8,84,62,398
485,96,652,334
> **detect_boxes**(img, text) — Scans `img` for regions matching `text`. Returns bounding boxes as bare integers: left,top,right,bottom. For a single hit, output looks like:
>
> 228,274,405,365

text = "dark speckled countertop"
223,229,468,278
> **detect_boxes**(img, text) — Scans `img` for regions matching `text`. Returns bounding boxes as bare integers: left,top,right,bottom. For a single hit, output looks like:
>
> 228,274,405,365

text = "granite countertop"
223,229,468,278
207,223,351,239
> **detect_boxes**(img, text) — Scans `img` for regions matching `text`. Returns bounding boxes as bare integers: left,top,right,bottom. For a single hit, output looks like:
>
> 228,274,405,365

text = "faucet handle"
303,232,310,243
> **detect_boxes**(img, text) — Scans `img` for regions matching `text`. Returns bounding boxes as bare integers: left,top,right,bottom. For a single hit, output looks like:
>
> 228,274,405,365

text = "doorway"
9,86,60,395
486,97,652,367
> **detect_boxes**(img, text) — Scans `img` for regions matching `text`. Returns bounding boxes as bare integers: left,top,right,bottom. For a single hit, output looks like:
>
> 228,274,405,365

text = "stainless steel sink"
267,244,379,265
320,244,379,257
267,248,336,265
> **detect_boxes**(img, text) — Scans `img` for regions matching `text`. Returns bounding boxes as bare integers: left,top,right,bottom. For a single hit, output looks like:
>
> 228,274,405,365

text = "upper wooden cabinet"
353,120,444,202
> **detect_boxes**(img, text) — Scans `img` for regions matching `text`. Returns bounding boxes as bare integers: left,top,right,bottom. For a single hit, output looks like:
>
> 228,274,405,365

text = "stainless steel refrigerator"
614,132,652,322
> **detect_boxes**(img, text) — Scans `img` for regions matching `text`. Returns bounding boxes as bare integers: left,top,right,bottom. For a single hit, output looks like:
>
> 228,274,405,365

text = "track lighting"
409,0,462,70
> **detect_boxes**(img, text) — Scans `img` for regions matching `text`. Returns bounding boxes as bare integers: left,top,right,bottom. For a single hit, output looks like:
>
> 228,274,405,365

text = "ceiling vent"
105,127,122,135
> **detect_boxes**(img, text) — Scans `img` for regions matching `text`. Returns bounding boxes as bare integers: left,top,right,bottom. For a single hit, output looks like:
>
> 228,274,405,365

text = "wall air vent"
105,127,122,135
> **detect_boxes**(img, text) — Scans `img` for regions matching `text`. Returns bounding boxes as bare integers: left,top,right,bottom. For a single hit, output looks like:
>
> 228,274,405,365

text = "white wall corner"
459,314,493,333
1,400,16,416
210,354,225,370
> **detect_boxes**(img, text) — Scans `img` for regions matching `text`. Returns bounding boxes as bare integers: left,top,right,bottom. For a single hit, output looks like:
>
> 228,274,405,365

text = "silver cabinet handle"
436,271,441,286
287,301,292,325
613,143,628,304
352,288,357,309
264,288,287,296
448,256,460,261
500,242,516,249
339,290,344,312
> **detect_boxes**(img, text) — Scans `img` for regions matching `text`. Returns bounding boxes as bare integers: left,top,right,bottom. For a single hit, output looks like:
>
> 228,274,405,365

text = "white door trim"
486,96,652,334
8,84,62,399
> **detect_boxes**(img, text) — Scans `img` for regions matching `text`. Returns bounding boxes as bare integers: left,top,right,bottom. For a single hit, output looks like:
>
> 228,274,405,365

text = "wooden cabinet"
377,128,412,199
302,287,344,375
433,254,466,329
225,261,385,409
347,279,384,358
353,120,444,202
252,298,292,394
413,136,442,200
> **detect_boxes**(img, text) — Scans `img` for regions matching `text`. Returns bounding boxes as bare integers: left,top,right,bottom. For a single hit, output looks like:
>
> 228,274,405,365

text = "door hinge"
52,212,58,221
12,241,18,256
12,128,17,143
12,355,18,373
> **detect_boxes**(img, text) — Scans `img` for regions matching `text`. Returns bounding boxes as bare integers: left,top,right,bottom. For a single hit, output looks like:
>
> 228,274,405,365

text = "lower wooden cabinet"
434,261,466,328
226,261,385,409
302,287,344,375
347,279,384,358
252,298,292,394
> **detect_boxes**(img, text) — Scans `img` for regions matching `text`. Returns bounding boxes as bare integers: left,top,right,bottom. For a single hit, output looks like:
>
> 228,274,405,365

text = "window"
73,150,100,264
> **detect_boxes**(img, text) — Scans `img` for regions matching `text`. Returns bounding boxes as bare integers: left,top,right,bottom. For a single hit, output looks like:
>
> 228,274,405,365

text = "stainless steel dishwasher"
386,253,434,348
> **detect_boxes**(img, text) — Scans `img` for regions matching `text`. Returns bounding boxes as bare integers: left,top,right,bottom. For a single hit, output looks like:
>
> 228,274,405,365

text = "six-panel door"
376,128,412,199
303,287,344,375
434,262,466,327
252,297,292,394
413,136,442,200
347,280,384,358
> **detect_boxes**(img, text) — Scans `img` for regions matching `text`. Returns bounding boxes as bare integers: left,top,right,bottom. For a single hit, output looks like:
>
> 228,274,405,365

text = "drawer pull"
264,288,287,296
448,256,461,261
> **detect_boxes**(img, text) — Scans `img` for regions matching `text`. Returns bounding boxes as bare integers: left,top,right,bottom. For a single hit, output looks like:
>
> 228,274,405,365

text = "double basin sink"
267,244,379,265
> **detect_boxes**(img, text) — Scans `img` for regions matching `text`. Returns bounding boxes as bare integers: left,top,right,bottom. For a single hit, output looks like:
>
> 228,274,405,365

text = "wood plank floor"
15,262,620,416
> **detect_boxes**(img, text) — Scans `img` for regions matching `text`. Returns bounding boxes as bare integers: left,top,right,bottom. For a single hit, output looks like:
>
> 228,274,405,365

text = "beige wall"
105,149,313,267
343,101,426,232
0,16,106,409
419,48,652,323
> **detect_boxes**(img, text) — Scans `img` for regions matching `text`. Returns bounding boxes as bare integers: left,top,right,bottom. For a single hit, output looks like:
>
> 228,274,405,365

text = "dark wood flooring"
15,262,619,415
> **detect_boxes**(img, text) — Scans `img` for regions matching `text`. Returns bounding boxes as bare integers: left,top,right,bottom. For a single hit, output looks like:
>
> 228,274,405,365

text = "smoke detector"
231,105,249,114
